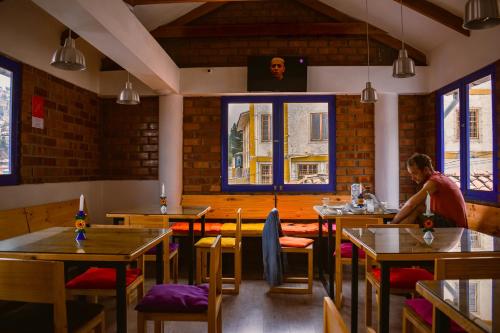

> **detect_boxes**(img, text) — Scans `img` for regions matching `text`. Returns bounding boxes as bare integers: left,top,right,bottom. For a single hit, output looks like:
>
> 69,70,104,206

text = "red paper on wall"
32,95,44,129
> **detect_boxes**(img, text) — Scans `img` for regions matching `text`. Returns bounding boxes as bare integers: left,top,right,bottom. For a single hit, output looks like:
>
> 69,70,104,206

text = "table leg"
116,264,127,333
351,243,359,333
378,262,390,333
435,308,451,332
327,218,334,298
318,215,323,279
155,240,164,284
188,219,194,285
201,214,206,237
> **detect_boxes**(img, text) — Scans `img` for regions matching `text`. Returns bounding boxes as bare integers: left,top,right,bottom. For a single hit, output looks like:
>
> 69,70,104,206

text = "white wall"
0,0,102,93
428,26,500,92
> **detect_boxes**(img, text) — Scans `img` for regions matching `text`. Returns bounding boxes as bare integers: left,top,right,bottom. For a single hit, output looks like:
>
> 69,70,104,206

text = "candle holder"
75,210,87,241
160,195,168,214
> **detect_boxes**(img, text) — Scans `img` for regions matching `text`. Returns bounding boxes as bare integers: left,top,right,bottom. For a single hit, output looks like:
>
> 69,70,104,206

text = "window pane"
227,103,273,185
0,68,13,176
284,102,329,184
467,75,493,192
443,89,461,188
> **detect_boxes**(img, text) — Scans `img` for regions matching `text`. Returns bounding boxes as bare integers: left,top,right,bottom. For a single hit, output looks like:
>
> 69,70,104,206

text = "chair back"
323,297,348,333
208,235,222,320
262,209,284,286
0,258,68,333
235,208,242,246
435,257,500,279
337,217,383,242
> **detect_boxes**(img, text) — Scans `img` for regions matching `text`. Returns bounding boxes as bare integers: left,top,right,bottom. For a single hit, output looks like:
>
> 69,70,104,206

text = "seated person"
391,153,467,228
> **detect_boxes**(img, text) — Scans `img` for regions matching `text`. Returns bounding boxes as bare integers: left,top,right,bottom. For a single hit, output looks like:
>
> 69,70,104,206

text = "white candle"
161,183,165,197
425,192,431,215
79,194,84,211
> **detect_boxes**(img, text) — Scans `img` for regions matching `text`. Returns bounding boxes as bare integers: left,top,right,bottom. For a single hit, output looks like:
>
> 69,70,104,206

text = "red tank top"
429,172,468,228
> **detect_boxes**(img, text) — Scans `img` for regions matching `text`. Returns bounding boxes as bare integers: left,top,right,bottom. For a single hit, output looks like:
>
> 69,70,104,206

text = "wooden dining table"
313,205,397,297
0,226,171,333
343,227,500,333
107,205,211,285
416,278,499,333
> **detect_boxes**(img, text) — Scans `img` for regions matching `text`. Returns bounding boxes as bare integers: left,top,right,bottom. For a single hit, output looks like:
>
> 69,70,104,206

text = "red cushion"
334,242,366,259
66,267,142,289
279,236,314,248
405,298,466,333
170,222,223,235
281,223,330,236
372,267,433,289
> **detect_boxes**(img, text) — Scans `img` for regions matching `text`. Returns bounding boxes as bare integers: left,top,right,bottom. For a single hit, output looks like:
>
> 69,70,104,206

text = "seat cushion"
279,236,314,248
0,300,103,333
135,284,209,313
170,222,223,235
146,242,179,255
195,236,235,248
66,267,142,289
405,298,466,333
372,267,433,289
281,223,327,236
334,242,366,259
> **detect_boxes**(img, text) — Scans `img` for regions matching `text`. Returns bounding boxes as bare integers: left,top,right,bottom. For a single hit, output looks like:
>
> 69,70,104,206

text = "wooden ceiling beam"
296,0,427,65
125,0,260,5
152,22,386,38
392,0,469,36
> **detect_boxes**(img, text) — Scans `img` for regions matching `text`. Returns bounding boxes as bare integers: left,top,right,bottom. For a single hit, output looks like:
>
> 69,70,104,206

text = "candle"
79,194,84,212
161,183,165,197
425,192,431,215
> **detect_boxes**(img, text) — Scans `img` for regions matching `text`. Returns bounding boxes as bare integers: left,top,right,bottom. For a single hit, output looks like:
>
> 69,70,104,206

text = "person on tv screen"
270,57,285,81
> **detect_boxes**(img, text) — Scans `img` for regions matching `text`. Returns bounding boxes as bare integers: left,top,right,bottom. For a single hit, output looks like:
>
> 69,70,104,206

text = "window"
0,55,21,186
310,112,328,141
261,113,271,142
222,95,335,192
437,64,497,201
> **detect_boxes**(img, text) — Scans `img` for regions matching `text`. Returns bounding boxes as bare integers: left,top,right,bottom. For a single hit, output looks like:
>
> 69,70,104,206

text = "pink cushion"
405,298,466,333
146,242,179,255
66,267,142,289
334,242,366,259
372,267,433,289
135,284,209,313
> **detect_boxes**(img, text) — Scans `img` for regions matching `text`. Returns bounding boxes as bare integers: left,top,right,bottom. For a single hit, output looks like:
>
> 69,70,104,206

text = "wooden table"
0,226,171,333
416,279,499,333
343,227,500,333
107,205,211,285
312,205,396,298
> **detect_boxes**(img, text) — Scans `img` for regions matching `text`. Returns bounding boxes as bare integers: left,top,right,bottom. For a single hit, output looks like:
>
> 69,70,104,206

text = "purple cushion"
135,284,209,313
146,243,180,255
405,298,466,333
334,242,366,259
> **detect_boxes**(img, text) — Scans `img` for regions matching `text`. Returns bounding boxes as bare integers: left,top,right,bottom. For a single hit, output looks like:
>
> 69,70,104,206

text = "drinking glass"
322,197,330,208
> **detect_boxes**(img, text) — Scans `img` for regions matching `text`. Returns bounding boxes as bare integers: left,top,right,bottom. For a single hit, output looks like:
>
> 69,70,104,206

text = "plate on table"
328,204,345,210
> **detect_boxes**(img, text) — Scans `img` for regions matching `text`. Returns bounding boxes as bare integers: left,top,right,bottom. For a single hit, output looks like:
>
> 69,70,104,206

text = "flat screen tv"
247,56,307,92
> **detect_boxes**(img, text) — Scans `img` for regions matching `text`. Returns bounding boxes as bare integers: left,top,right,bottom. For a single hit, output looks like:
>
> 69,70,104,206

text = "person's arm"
391,180,437,224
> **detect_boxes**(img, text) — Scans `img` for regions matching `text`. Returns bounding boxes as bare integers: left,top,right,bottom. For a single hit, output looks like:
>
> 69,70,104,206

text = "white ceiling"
129,0,471,54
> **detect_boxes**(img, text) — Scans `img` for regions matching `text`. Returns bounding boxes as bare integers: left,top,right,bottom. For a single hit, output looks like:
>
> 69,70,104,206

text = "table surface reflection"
343,227,500,260
107,205,211,219
417,279,500,333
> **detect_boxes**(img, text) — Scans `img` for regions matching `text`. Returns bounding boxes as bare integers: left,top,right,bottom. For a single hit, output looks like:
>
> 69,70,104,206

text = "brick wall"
159,0,398,68
182,95,374,194
101,97,159,180
20,65,102,183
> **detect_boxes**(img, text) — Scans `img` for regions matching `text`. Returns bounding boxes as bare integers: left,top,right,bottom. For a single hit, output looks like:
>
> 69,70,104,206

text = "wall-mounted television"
247,56,308,92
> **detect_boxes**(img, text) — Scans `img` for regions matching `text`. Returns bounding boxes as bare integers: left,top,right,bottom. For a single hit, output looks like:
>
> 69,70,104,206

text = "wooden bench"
0,207,29,240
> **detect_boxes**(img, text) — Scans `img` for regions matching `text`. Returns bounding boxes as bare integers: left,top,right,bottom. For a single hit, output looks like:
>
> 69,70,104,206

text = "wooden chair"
129,215,179,283
323,297,348,333
66,224,147,305
334,217,383,307
0,258,105,333
136,235,223,333
402,257,500,333
364,223,433,331
196,208,242,294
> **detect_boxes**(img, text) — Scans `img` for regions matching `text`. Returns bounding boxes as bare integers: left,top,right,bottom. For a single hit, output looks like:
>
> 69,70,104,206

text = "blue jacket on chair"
262,208,284,287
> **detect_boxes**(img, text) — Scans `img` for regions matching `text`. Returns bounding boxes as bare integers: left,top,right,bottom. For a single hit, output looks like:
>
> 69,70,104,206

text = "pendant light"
463,0,500,30
117,72,140,105
392,0,415,78
361,0,378,104
50,29,86,71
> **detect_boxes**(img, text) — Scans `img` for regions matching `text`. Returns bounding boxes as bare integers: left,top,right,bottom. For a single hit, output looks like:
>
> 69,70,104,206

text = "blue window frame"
221,95,335,192
0,55,21,186
436,64,497,202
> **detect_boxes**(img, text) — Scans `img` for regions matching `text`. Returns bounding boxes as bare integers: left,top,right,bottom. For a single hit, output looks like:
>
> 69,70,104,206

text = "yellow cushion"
242,223,264,232
220,223,236,231
195,237,236,248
